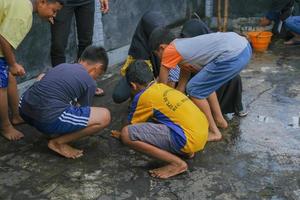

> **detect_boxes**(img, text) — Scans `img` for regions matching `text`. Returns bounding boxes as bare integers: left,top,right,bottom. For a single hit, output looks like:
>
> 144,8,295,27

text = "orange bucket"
247,31,273,52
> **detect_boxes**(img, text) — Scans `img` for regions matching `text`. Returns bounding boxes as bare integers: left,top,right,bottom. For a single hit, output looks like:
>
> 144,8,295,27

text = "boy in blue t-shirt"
19,46,111,159
0,0,64,141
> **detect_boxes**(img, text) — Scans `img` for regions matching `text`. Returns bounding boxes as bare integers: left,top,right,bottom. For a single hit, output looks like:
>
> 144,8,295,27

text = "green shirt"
0,0,33,57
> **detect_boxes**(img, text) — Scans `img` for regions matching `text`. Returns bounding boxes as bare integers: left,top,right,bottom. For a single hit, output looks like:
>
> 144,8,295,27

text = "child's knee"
89,107,111,127
101,108,111,127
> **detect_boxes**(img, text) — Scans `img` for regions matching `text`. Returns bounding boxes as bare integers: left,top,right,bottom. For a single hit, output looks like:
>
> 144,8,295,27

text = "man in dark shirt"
51,0,109,95
19,46,111,159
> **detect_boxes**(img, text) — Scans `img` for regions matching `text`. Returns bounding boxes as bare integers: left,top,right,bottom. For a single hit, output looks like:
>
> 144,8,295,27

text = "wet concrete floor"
0,42,300,200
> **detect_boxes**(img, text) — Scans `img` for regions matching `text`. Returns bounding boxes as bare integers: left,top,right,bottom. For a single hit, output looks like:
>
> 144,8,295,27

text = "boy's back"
0,0,33,56
163,32,249,70
129,83,208,153
21,64,96,123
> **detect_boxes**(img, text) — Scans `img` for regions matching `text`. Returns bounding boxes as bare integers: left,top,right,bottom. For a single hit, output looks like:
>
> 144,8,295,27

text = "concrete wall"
227,0,272,18
102,0,201,50
202,0,300,31
16,0,202,85
227,0,299,18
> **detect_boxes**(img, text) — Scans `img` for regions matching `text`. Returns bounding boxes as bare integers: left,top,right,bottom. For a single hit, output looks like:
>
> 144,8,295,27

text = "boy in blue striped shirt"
19,46,111,159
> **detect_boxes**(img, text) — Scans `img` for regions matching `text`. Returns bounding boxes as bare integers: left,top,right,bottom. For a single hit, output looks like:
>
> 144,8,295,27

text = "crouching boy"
112,60,208,179
19,46,111,159
149,28,252,141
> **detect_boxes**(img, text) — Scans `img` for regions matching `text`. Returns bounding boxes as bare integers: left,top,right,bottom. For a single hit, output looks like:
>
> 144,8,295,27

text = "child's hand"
111,130,121,139
100,0,109,13
10,63,25,76
48,17,54,24
36,73,45,81
182,63,199,73
259,17,271,26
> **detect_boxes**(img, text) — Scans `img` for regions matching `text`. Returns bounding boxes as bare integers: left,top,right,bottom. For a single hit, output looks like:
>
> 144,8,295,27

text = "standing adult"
51,0,109,94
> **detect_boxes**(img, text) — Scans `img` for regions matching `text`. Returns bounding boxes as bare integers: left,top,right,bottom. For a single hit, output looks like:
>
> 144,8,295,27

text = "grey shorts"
128,122,185,156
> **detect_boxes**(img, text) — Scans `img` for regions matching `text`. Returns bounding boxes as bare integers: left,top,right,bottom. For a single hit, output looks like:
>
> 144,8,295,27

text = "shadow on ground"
0,42,300,200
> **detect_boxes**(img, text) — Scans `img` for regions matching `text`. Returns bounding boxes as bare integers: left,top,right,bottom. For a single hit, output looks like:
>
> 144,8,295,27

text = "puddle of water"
271,70,279,74
241,69,255,73
288,116,300,129
280,64,296,72
257,115,274,123
261,67,272,72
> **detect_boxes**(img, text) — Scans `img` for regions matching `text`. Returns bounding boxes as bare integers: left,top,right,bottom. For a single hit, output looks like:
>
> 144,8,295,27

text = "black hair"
180,19,212,38
47,0,65,5
148,27,175,51
80,45,109,72
126,60,154,86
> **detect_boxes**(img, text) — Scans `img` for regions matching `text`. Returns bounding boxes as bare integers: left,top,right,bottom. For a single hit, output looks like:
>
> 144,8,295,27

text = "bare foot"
95,88,105,96
111,130,121,139
1,125,24,141
11,115,25,126
182,153,195,159
48,140,83,159
284,37,300,45
215,117,228,129
207,130,222,142
149,162,188,179
187,153,195,159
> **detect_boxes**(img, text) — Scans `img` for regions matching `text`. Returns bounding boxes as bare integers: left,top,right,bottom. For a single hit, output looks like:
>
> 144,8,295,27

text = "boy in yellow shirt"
0,0,64,140
112,60,208,179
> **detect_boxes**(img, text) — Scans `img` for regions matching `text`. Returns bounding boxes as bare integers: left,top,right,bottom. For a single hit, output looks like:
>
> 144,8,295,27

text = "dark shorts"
19,103,91,135
0,58,8,88
127,123,186,156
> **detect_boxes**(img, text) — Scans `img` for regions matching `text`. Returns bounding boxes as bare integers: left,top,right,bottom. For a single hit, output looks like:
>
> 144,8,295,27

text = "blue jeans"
186,44,252,99
285,16,300,34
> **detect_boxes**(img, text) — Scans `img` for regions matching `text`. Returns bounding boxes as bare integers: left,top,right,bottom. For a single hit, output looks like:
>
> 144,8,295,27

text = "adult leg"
216,75,244,114
7,73,24,125
50,6,75,66
48,107,111,158
0,88,23,140
120,125,187,179
75,1,95,59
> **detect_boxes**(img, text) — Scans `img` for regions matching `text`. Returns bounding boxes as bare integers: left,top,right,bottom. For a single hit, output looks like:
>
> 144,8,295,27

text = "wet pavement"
0,41,300,200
